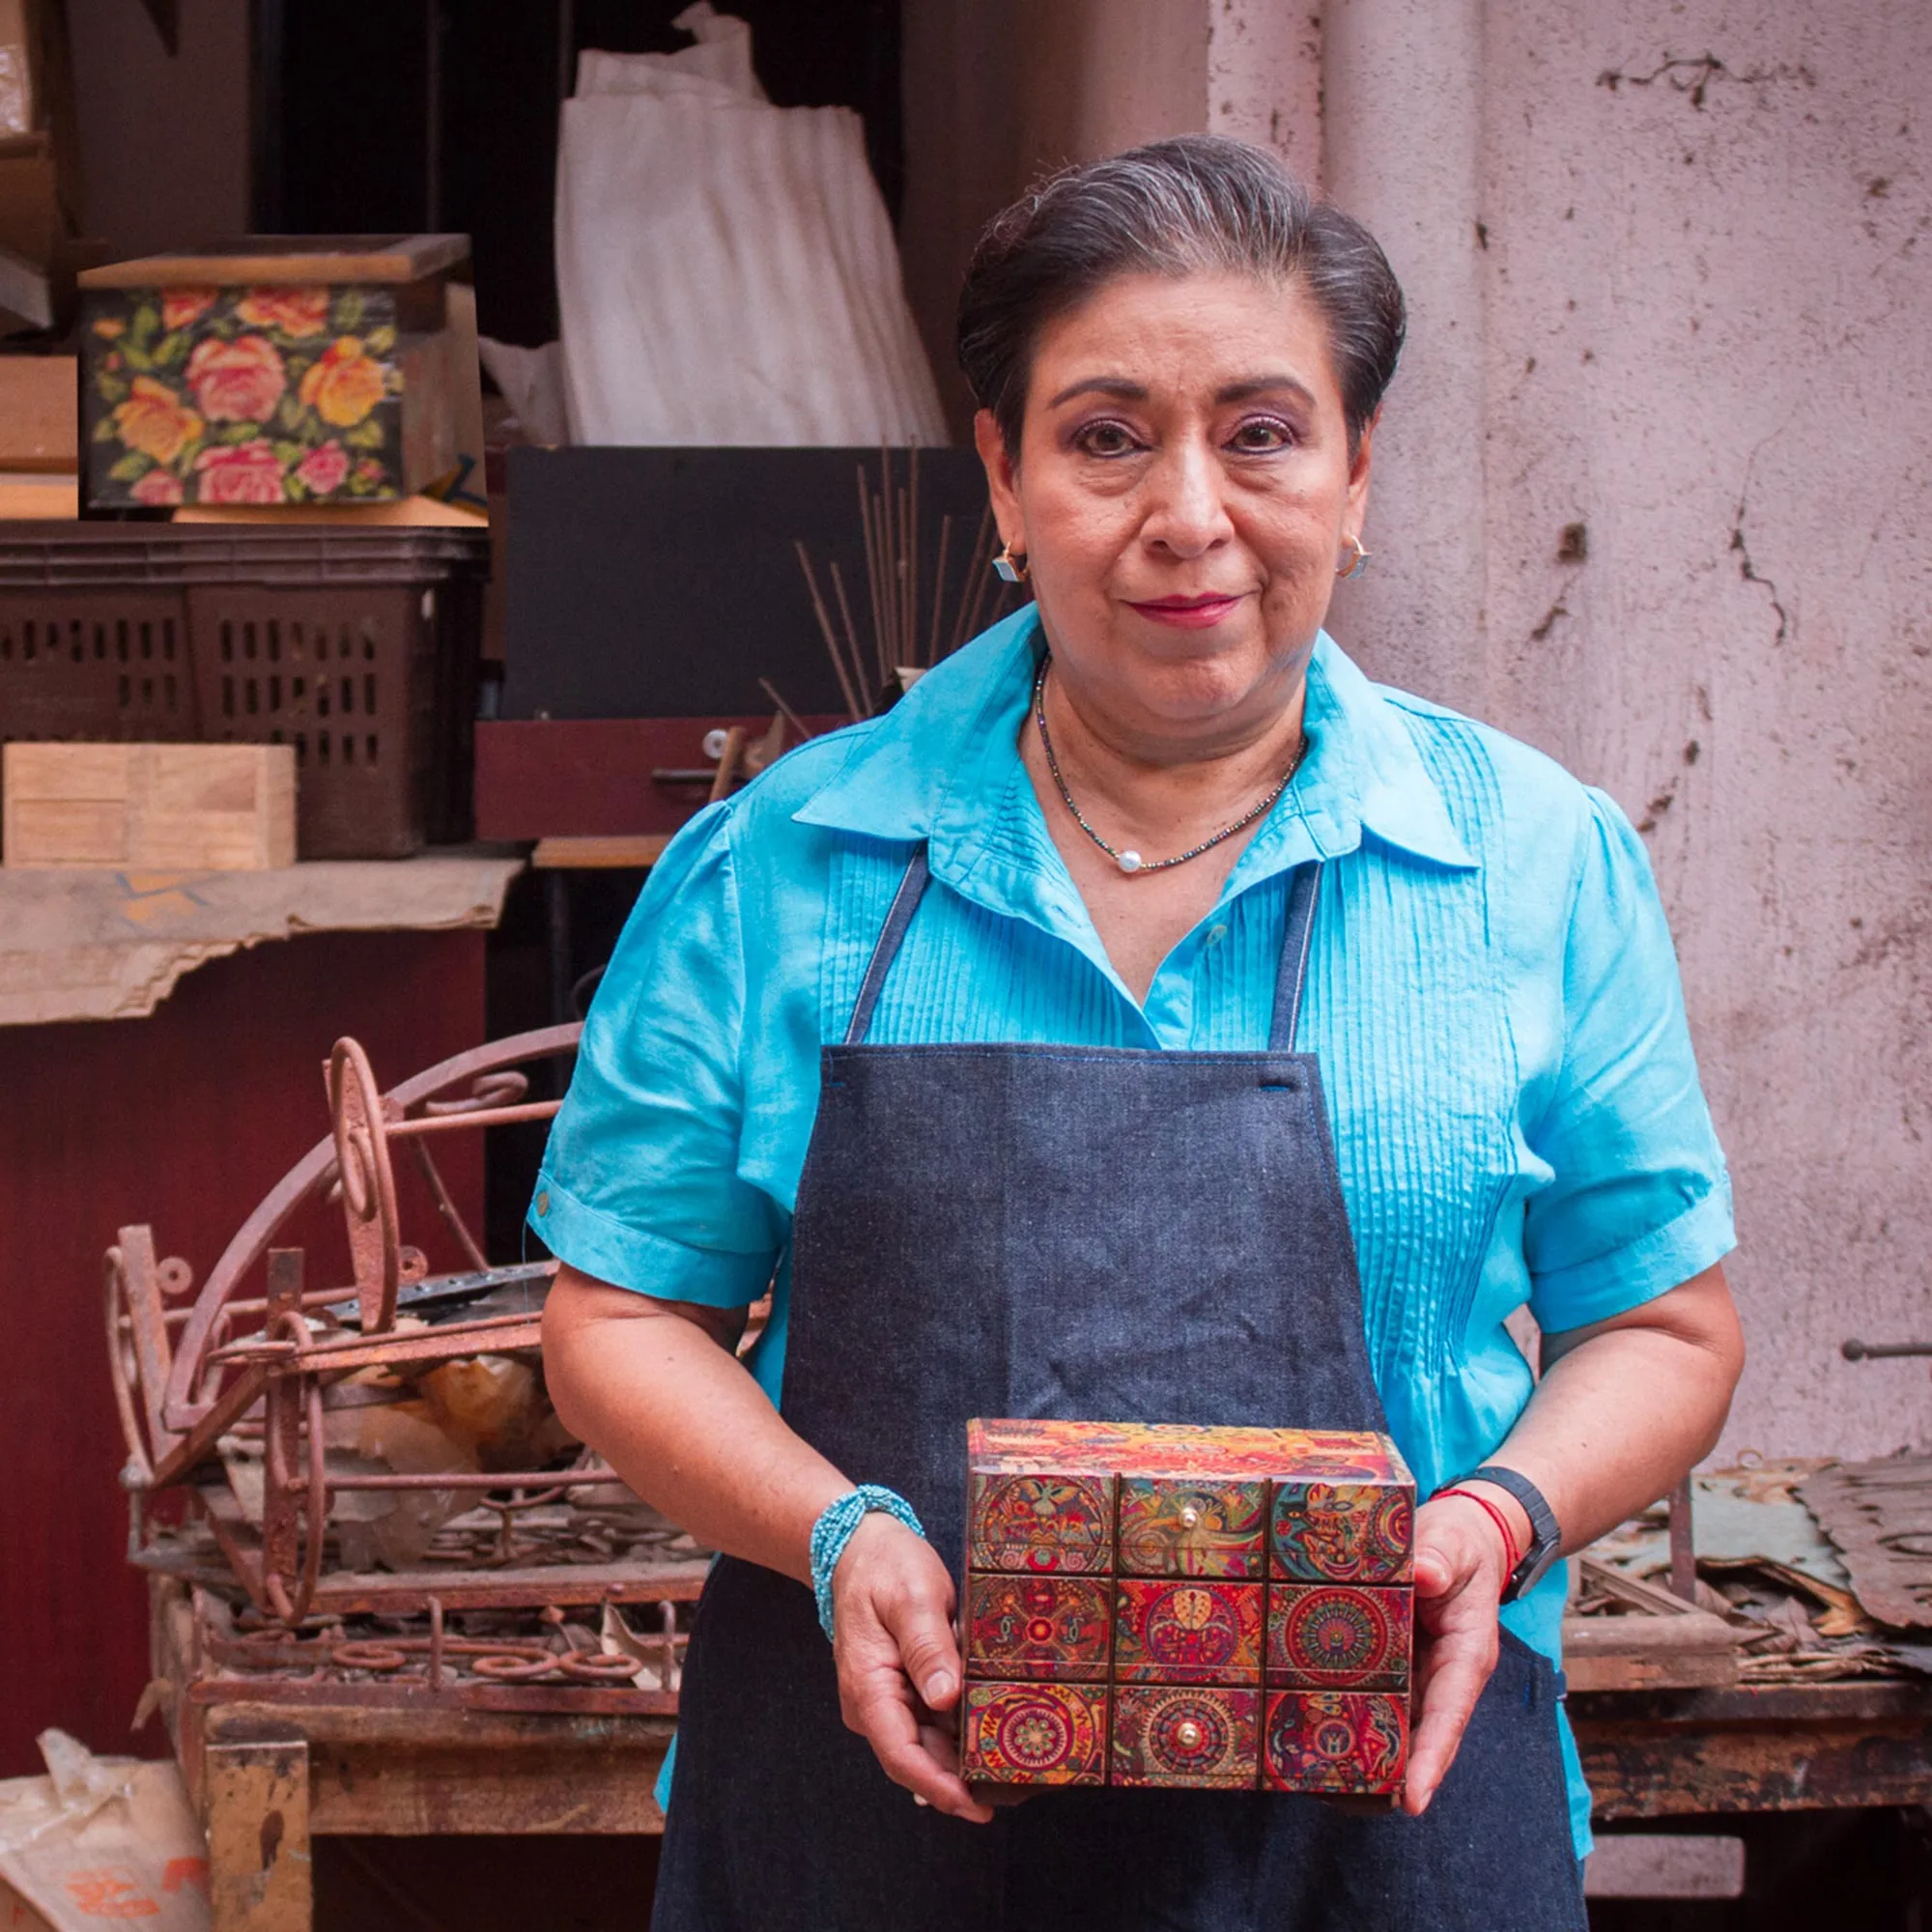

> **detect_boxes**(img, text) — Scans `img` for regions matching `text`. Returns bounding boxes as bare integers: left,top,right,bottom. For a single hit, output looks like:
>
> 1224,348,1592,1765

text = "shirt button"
1205,923,1229,948
536,1191,551,1216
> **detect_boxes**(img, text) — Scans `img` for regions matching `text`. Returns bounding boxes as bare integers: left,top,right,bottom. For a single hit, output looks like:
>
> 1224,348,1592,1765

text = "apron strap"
847,848,1322,1050
844,846,932,1044
1268,861,1323,1052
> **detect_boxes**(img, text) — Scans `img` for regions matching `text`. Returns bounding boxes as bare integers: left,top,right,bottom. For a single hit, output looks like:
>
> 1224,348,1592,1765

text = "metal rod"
384,1102,561,1137
1841,1337,1932,1360
287,1467,629,1492
1666,1475,1697,1603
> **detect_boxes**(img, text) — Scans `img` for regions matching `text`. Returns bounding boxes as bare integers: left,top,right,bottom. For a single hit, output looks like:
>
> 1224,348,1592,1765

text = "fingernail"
924,1670,955,1704
914,1794,930,1808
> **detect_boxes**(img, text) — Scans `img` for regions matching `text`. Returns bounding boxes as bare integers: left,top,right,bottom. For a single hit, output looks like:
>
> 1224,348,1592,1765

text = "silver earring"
992,541,1030,584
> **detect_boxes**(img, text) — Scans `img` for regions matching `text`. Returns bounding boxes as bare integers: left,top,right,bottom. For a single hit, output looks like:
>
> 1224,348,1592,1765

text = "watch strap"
1467,1463,1562,1603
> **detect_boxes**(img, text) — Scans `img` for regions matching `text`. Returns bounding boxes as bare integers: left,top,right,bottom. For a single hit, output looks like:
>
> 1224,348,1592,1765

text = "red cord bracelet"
1434,1485,1523,1573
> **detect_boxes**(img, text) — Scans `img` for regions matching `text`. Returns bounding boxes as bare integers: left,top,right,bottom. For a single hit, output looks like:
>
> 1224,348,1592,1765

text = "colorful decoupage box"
960,1418,1415,1797
77,236,467,510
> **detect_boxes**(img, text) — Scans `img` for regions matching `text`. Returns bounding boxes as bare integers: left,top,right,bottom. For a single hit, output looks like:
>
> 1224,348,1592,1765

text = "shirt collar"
792,609,1475,895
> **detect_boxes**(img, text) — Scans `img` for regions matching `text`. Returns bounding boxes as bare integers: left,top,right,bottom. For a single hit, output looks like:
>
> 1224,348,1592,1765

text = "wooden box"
77,236,467,510
3,741,295,868
0,354,73,469
959,1418,1415,1796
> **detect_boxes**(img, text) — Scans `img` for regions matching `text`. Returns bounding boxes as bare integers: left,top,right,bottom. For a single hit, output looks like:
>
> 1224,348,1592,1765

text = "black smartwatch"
1466,1464,1563,1604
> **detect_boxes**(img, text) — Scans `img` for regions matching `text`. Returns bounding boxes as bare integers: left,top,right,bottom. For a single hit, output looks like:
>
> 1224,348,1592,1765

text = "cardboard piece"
0,1732,209,1932
0,355,71,467
0,848,521,1024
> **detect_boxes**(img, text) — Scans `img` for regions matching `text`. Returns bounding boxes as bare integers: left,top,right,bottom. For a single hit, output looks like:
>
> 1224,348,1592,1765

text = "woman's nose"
1143,439,1234,557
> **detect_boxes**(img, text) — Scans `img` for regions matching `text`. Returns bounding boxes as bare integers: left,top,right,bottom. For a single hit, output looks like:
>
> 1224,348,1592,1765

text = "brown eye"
1230,417,1294,453
1075,420,1140,458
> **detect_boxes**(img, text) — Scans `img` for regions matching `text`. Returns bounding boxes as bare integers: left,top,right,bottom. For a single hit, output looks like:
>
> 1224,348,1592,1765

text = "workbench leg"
206,1735,312,1932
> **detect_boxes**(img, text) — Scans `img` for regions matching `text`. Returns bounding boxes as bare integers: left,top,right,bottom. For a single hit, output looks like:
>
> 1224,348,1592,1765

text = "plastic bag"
554,4,946,447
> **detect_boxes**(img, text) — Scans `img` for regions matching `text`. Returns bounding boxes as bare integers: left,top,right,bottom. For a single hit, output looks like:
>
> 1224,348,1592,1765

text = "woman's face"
977,269,1373,744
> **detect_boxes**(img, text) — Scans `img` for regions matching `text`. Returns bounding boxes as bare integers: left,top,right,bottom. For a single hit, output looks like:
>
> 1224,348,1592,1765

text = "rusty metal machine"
106,1024,709,1727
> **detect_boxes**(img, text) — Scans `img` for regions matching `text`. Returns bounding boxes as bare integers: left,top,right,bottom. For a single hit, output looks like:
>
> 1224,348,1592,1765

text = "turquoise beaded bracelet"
810,1485,926,1642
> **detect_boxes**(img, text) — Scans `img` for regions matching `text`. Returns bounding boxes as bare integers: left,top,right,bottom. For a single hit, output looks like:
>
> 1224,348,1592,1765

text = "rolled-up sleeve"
529,802,782,1307
1523,788,1736,1333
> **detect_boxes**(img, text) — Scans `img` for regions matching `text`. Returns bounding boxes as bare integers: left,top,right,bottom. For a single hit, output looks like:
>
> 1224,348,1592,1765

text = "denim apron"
650,850,1585,1931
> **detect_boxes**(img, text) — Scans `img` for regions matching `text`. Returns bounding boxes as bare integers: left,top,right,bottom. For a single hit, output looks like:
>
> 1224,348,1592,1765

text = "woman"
539,135,1744,1929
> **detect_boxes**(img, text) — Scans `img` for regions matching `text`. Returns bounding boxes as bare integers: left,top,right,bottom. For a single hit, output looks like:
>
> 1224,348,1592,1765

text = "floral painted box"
76,236,467,510
962,1418,1415,1797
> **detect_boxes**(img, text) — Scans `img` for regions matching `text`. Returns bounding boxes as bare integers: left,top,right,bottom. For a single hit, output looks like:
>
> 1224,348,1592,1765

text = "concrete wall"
901,0,1932,1461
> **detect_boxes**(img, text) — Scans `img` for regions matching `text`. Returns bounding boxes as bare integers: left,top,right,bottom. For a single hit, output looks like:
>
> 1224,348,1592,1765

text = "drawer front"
1114,1578,1264,1684
1262,1690,1408,1796
1269,1482,1414,1584
1111,1685,1261,1788
1117,1477,1267,1578
967,1472,1114,1575
1265,1584,1412,1689
959,1680,1108,1786
964,1574,1112,1682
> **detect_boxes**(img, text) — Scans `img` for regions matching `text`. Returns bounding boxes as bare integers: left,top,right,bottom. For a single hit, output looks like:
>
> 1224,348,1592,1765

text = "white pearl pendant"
1117,850,1144,873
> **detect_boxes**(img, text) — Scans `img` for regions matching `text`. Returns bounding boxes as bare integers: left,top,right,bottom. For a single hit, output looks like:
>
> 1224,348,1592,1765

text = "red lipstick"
1127,593,1245,630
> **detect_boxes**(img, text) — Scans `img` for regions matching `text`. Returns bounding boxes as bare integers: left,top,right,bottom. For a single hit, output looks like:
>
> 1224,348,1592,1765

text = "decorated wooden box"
77,236,467,510
960,1418,1414,1797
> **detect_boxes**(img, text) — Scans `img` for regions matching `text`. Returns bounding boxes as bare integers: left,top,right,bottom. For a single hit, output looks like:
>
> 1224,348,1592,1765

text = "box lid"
78,234,469,290
967,1418,1412,1487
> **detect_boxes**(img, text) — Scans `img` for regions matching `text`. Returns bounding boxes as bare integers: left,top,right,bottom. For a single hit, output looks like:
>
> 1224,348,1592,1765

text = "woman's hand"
1403,1492,1516,1815
832,1514,995,1824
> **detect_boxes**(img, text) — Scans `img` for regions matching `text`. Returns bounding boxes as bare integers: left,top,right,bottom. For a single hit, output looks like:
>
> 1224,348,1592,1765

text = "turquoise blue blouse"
532,610,1735,1854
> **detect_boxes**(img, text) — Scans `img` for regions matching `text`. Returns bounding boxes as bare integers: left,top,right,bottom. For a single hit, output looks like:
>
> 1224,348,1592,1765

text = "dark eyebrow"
1043,374,1317,410
1215,375,1316,408
1045,376,1148,409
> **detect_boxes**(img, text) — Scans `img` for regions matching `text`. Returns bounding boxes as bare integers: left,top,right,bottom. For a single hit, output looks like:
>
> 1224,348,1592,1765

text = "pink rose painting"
235,286,330,338
130,468,185,507
195,440,287,505
185,333,289,423
87,283,406,506
293,440,351,497
160,286,218,331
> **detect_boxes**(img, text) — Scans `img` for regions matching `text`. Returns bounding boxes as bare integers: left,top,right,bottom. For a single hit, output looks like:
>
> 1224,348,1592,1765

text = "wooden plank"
309,1555,710,1614
531,834,673,869
79,235,470,289
207,1700,675,1753
0,476,75,518
304,1743,667,1836
2,743,296,869
205,1734,312,1932
0,356,74,469
1564,1652,1739,1693
1563,1558,1742,1690
1577,1709,1932,1818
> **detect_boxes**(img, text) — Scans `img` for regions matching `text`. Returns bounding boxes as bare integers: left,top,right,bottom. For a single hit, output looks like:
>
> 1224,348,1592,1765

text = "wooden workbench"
0,855,522,1781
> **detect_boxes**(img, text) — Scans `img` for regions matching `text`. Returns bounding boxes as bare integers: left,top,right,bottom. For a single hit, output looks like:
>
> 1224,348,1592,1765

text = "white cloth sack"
555,5,946,446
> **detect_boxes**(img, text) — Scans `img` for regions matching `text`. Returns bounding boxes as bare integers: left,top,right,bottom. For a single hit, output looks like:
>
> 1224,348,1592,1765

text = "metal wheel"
328,1037,401,1333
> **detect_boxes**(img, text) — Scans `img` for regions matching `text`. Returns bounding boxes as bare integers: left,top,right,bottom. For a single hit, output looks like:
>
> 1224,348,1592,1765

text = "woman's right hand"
832,1513,995,1823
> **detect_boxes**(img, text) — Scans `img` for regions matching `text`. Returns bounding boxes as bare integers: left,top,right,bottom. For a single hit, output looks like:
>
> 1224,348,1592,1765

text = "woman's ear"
974,409,1023,551
1347,409,1378,512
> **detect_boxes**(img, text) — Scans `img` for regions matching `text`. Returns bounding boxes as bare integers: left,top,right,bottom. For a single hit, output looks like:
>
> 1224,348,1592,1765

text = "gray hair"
956,134,1406,458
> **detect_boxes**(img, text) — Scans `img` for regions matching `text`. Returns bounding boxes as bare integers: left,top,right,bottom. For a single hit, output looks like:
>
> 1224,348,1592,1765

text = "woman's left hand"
1403,1493,1515,1815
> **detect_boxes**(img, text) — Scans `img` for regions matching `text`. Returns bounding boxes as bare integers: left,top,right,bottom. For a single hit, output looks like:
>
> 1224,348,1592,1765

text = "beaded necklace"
1032,655,1307,875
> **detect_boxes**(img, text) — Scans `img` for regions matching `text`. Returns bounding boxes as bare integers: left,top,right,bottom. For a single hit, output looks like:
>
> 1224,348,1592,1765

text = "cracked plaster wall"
902,0,1932,1460
1462,0,1932,1462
